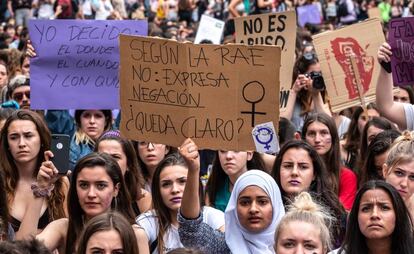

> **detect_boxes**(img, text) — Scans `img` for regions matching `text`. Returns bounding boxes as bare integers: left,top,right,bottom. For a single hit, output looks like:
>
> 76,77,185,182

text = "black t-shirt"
11,0,32,10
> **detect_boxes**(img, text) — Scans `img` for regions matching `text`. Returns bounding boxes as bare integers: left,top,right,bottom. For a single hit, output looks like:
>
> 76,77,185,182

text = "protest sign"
194,15,225,44
312,18,385,112
389,17,414,86
28,20,147,109
368,7,381,19
234,11,296,110
297,5,322,27
119,35,281,151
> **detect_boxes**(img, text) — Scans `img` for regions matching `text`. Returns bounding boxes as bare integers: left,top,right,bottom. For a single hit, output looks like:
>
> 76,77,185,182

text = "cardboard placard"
312,19,385,112
389,17,414,86
28,20,148,109
194,15,225,44
368,7,381,19
297,5,322,27
234,11,296,110
119,35,281,151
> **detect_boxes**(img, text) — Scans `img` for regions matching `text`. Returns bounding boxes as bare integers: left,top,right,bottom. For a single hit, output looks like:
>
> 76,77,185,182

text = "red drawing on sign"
330,38,374,99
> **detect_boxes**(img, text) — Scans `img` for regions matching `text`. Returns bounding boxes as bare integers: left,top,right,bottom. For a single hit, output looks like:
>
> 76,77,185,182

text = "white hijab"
225,170,285,254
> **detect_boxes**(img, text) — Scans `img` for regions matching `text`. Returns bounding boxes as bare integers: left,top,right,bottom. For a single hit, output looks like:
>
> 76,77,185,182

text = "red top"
339,167,357,210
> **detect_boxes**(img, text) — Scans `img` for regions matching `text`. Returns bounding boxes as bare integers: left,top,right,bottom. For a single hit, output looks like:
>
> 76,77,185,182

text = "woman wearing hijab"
177,138,285,254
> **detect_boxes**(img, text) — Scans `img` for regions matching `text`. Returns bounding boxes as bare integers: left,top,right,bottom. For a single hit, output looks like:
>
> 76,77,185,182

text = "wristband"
31,182,54,198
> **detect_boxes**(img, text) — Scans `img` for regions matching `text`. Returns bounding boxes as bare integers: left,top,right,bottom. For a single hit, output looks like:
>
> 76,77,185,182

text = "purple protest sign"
296,4,321,27
389,17,414,86
29,20,148,109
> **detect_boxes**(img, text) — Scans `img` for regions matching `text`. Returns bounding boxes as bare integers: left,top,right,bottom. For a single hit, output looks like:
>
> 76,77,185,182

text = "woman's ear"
114,183,120,197
247,151,254,161
382,163,390,178
165,146,170,155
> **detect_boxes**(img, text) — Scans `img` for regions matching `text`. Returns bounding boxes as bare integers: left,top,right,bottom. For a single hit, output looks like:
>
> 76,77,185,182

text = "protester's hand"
377,42,392,63
55,5,63,17
37,151,59,189
26,40,37,58
178,138,200,172
292,74,311,93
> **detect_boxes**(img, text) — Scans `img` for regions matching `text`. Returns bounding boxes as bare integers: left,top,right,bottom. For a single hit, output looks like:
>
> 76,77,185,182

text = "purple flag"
389,17,414,86
29,19,148,109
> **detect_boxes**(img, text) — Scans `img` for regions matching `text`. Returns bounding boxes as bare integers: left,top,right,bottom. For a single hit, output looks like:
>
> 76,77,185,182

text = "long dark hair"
339,180,414,254
65,153,134,254
302,113,341,194
343,104,378,169
0,171,9,240
206,152,266,209
95,131,145,214
0,110,66,222
357,116,396,171
272,140,345,247
359,130,401,187
76,211,139,254
151,153,200,254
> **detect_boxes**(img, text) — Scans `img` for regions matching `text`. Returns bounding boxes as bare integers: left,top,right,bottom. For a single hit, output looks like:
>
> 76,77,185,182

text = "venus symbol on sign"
241,81,266,127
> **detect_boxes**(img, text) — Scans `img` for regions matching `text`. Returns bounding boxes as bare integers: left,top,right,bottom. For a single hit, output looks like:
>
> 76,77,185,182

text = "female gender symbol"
241,81,266,127
254,127,274,151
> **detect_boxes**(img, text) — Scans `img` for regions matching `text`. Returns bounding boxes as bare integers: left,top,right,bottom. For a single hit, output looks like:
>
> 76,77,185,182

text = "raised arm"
376,42,407,129
16,151,66,250
280,75,308,120
178,138,201,219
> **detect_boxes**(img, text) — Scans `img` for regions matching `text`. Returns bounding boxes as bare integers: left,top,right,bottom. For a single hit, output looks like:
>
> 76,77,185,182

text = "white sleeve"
136,211,158,244
403,103,414,130
202,206,225,230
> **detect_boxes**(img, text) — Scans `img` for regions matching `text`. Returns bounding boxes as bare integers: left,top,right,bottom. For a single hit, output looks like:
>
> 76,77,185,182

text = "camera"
306,71,325,91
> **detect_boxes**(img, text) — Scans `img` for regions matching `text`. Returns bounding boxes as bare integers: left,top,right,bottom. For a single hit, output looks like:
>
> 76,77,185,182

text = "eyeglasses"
12,91,30,101
138,141,164,148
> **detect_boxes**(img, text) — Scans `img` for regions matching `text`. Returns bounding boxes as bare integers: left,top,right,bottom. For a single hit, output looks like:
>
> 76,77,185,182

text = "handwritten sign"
234,11,296,110
313,19,385,112
297,5,322,27
119,35,281,151
389,17,414,86
28,20,148,109
195,15,225,44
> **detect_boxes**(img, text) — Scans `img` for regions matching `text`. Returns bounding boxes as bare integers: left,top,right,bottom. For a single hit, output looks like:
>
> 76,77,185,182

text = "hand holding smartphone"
50,134,70,174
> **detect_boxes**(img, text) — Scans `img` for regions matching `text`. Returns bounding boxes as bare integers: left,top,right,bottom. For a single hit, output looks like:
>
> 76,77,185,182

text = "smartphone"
50,134,70,174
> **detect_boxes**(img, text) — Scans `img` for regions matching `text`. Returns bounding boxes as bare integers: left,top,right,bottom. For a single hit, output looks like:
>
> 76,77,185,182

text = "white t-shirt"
136,206,224,254
403,103,414,130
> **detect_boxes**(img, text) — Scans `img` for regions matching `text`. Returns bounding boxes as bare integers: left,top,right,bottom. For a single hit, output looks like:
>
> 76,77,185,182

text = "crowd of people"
0,0,413,254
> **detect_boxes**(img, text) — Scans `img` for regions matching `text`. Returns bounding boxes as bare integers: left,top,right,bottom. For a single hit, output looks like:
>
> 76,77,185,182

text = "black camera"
306,71,325,91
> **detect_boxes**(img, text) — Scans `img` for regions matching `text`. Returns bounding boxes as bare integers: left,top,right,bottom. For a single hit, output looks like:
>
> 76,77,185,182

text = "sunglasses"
12,91,30,101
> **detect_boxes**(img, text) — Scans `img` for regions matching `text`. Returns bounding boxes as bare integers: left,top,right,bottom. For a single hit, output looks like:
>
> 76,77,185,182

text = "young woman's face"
77,166,119,219
237,185,273,233
280,148,315,196
358,189,396,241
357,109,380,134
367,125,384,145
7,120,41,165
275,221,325,254
159,165,188,212
86,229,123,254
218,151,253,178
80,110,107,141
98,140,127,176
394,88,410,103
384,160,414,201
305,121,332,156
137,142,168,172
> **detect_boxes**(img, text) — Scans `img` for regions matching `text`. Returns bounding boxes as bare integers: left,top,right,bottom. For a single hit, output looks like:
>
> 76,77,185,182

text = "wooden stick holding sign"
349,54,369,118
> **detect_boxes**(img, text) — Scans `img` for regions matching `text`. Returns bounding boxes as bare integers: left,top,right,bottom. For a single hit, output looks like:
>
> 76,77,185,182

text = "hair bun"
398,131,414,142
